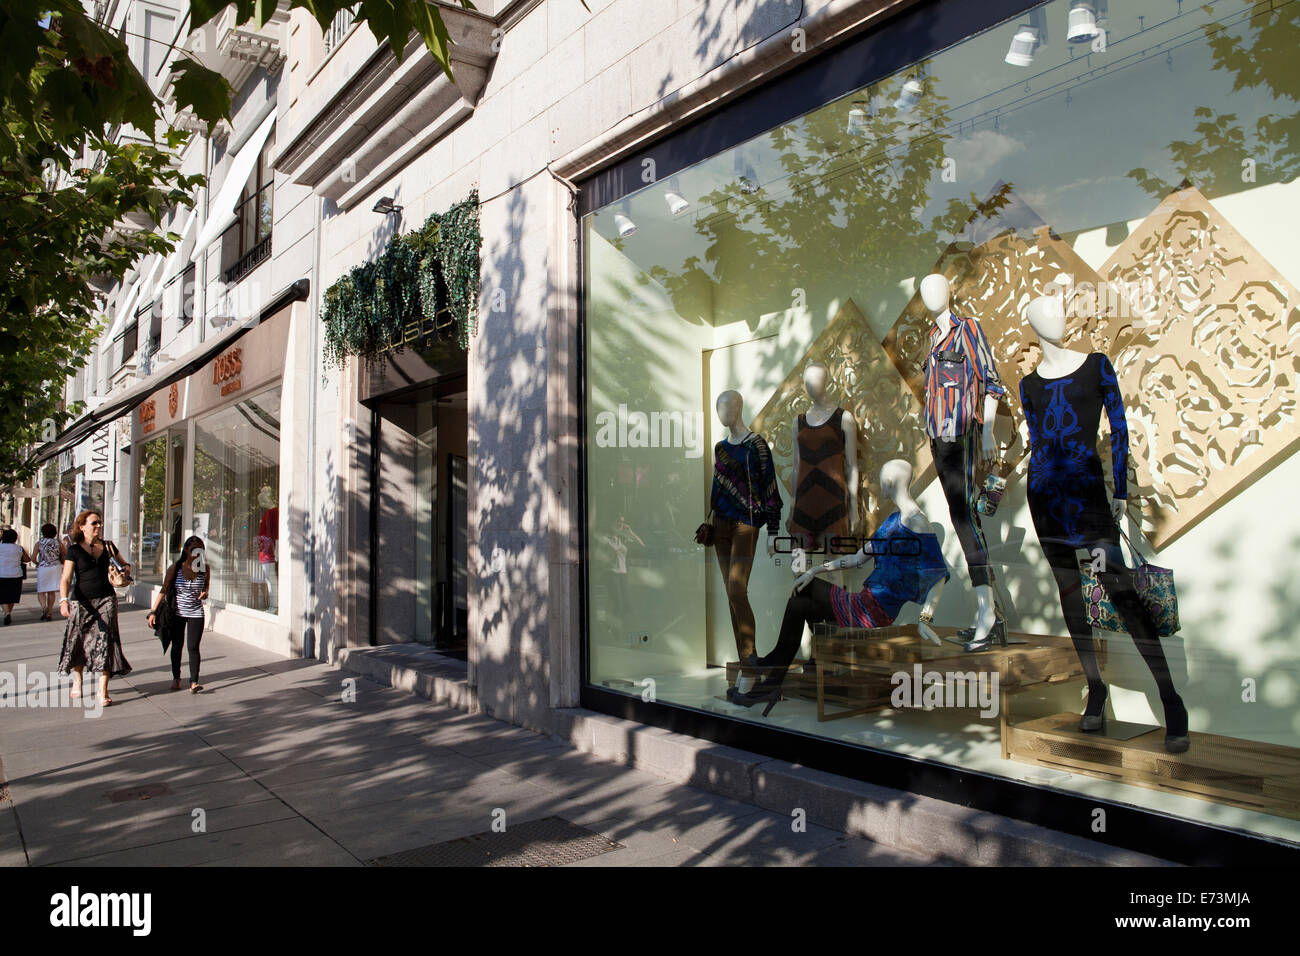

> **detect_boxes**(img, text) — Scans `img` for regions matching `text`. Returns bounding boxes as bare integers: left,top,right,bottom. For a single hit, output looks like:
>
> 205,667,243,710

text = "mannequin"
729,459,949,715
257,484,278,614
919,274,1004,650
601,516,643,636
787,362,860,551
709,391,782,692
1022,294,1188,752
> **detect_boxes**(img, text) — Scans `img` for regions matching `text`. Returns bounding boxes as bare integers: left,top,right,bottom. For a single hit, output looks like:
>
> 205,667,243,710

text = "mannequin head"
919,274,952,314
879,459,914,502
715,390,743,428
802,362,828,401
258,485,275,509
1025,294,1067,345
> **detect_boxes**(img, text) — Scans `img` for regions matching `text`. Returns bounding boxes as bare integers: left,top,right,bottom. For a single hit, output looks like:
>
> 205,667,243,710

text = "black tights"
170,616,204,684
756,578,837,685
1042,537,1185,732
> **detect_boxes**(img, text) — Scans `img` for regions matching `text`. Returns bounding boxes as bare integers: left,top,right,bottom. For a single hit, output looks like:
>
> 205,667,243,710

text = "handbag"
105,541,133,590
695,509,715,547
1077,527,1180,637
154,571,177,651
976,446,1013,517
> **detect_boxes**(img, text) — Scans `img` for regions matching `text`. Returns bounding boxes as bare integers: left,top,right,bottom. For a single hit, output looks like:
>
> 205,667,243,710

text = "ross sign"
213,346,242,396
139,399,157,434
168,382,178,417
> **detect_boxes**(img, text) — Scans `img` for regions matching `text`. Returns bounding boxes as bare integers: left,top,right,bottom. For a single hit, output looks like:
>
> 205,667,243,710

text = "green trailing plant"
321,190,481,370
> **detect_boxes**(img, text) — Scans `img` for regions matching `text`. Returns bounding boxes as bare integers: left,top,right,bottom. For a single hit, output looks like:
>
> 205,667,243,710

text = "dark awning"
33,278,309,466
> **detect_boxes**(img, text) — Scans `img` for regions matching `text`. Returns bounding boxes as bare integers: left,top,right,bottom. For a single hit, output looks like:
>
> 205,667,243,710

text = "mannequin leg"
756,578,837,683
1041,540,1108,719
930,434,993,628
723,523,758,662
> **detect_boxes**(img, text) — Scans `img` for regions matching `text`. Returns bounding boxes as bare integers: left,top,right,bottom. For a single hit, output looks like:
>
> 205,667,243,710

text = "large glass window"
584,0,1300,845
136,436,167,584
192,386,281,610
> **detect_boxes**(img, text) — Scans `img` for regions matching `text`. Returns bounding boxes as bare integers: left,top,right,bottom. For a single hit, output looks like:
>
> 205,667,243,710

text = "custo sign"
213,346,242,396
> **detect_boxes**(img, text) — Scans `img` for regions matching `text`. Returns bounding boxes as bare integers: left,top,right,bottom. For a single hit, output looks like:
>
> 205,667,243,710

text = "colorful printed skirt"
56,595,132,677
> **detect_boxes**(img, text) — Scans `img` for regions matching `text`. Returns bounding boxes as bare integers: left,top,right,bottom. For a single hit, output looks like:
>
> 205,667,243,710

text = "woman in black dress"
1021,348,1188,753
57,509,132,706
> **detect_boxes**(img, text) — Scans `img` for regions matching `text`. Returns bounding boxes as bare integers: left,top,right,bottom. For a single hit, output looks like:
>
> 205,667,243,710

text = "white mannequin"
920,273,999,642
792,459,945,645
1025,294,1124,523
716,390,777,558
787,362,861,539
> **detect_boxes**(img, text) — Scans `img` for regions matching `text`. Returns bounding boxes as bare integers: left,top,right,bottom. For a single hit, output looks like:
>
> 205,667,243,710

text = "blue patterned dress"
1020,352,1128,549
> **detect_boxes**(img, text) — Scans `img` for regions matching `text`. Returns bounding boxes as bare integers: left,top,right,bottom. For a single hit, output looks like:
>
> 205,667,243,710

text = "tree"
0,0,498,486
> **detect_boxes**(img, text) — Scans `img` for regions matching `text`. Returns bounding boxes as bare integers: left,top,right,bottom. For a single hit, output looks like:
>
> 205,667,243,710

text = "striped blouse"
923,315,1006,439
174,570,207,619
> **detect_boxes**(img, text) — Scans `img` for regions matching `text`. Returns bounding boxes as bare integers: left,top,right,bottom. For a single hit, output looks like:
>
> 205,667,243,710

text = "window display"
583,0,1300,843
136,436,166,584
192,386,281,611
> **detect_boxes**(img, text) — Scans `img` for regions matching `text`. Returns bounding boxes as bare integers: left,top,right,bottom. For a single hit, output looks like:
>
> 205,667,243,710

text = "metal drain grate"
368,816,623,867
106,783,171,803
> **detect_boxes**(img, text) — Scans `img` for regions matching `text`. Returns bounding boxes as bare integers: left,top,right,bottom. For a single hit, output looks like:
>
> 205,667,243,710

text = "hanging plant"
320,189,482,370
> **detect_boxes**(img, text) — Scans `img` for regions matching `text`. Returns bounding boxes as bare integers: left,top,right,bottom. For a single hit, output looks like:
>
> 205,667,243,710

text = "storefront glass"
136,437,167,583
583,0,1300,843
192,385,281,611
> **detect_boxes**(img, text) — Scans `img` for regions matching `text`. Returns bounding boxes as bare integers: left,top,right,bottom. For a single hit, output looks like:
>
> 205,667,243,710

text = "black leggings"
170,616,204,684
1041,536,1182,718
756,578,837,684
931,433,992,588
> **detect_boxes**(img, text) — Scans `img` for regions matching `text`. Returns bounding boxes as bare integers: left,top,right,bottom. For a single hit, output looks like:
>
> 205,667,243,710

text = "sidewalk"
0,595,938,867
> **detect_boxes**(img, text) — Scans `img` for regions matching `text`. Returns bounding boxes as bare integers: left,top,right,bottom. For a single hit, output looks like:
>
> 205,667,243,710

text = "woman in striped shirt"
147,535,209,693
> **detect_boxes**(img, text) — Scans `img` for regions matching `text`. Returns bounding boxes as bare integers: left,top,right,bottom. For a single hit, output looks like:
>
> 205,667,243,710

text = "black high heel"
1163,696,1189,753
1079,684,1107,732
961,620,1007,653
727,681,783,716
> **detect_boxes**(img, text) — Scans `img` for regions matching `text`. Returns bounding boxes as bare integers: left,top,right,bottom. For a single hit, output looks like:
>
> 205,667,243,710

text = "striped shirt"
924,315,1006,439
174,570,206,618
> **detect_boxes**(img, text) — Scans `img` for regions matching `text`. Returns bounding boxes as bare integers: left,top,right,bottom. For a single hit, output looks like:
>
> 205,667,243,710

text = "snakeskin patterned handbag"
1077,528,1180,637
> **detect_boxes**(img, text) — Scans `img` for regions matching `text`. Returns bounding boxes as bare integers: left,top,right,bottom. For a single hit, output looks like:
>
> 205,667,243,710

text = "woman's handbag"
976,447,1013,517
154,578,177,651
1077,527,1180,637
694,510,715,547
105,541,133,590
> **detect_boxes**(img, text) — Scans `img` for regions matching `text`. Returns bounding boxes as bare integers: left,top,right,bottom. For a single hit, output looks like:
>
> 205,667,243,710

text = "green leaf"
169,59,234,132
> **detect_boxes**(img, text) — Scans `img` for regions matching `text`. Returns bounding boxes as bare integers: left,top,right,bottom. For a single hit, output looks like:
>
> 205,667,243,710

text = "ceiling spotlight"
1005,24,1041,65
614,199,637,238
664,177,690,216
1067,1,1101,43
734,150,761,195
894,77,924,112
372,196,403,215
846,100,874,135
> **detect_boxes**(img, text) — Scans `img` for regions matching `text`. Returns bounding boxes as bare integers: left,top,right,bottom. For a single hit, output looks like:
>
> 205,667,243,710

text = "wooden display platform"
1007,713,1300,820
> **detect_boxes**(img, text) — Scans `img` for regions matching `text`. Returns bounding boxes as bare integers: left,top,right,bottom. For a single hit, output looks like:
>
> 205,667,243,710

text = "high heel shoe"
1079,684,1107,732
1163,696,1189,753
961,620,1007,653
727,681,783,716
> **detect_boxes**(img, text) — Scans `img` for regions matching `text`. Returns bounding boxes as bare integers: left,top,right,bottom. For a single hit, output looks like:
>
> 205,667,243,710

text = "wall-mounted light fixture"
372,196,403,215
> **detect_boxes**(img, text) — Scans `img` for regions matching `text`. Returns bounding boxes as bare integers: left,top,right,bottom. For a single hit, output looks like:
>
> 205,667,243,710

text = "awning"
191,111,276,262
33,278,309,466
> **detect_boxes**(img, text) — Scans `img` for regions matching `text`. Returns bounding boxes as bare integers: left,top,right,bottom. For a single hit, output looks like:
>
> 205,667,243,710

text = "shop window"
136,436,167,584
223,144,273,284
583,0,1300,843
191,385,282,611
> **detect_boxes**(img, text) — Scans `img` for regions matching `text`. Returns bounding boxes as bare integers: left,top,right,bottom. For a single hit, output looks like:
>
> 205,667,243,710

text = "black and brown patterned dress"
56,542,132,677
789,407,851,546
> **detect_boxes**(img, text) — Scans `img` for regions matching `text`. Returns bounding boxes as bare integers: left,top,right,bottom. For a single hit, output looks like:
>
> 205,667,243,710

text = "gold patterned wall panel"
749,298,930,536
1095,184,1300,548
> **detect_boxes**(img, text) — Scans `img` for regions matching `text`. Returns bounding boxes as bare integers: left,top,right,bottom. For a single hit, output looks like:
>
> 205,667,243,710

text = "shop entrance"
373,380,468,656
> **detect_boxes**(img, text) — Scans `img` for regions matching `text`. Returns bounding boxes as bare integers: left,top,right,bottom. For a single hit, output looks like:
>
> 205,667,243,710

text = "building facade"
37,0,1300,863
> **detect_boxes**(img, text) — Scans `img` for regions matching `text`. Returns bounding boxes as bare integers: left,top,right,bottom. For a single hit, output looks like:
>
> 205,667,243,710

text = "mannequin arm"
793,546,871,593
981,393,1000,463
785,419,799,533
916,577,947,646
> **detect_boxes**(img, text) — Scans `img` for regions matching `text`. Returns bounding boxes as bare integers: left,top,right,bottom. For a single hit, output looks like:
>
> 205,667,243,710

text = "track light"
1006,8,1048,66
894,77,924,112
614,199,636,238
664,177,690,216
1067,1,1101,43
846,100,873,135
734,150,760,195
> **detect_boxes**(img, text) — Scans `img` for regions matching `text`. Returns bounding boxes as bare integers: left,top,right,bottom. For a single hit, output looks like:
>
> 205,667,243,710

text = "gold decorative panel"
1094,184,1300,547
750,298,929,535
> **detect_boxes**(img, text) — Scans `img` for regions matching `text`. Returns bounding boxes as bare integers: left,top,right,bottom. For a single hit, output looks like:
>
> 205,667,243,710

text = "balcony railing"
324,6,359,55
224,234,272,284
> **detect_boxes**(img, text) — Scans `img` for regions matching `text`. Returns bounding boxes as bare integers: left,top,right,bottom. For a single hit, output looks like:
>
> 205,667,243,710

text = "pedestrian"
56,509,132,706
147,535,209,693
34,523,66,621
0,528,30,625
